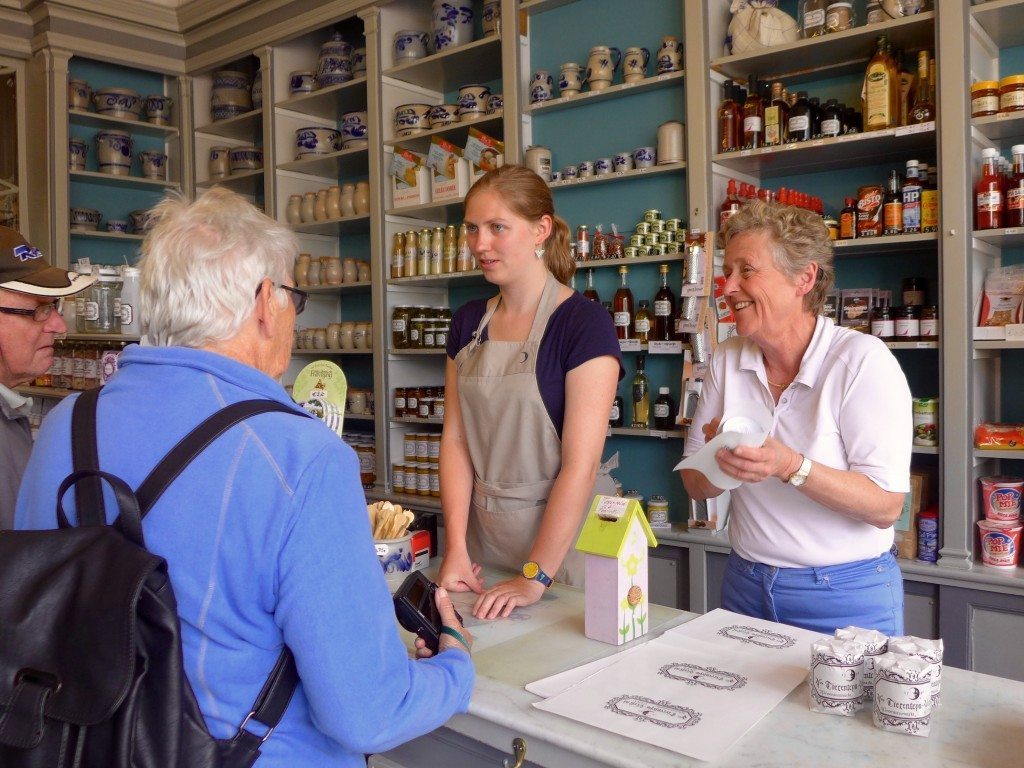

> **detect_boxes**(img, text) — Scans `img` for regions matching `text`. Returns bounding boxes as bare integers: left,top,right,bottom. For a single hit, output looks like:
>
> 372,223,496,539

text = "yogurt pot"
980,476,1024,521
978,519,1022,567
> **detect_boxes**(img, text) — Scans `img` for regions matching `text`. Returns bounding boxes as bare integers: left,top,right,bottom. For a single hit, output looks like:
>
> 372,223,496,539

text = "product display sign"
291,361,347,437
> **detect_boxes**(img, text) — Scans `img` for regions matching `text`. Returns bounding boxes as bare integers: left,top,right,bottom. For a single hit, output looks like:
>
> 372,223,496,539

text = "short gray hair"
721,200,834,316
138,188,298,347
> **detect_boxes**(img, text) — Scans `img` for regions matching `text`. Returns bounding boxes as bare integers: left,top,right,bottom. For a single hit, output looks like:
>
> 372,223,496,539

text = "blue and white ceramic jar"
482,0,500,36
210,70,252,121
457,84,490,118
144,95,173,125
486,92,503,114
140,150,168,180
68,138,88,171
68,79,92,110
428,104,459,127
316,32,354,87
289,71,316,95
251,71,264,111
295,127,340,158
352,48,367,77
341,110,369,147
95,130,133,175
93,88,142,119
558,63,582,97
432,0,473,52
529,71,554,104
623,47,650,83
394,30,429,61
393,103,431,137
656,35,683,74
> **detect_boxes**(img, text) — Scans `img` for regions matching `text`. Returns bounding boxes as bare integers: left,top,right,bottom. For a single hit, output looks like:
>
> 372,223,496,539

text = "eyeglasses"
255,282,307,315
0,300,63,322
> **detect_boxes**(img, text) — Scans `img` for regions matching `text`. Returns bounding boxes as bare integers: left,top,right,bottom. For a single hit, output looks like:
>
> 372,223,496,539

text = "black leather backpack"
0,387,306,767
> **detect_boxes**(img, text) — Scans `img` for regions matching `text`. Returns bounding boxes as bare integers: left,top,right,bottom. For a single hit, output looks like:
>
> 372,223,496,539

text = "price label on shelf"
1006,323,1024,341
650,430,667,439
837,133,858,142
648,340,683,355
619,339,642,352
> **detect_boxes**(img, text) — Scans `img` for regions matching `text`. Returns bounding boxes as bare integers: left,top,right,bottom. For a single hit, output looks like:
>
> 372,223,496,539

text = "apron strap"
525,274,563,343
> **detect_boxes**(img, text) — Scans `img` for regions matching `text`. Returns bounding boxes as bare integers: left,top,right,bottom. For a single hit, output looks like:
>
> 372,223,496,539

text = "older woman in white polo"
680,200,912,635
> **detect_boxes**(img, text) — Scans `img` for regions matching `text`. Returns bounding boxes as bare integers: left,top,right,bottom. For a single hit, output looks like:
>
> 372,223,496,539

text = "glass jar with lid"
86,267,122,334
406,387,422,417
920,305,939,340
870,306,894,340
894,305,920,341
1000,74,1024,113
972,81,999,118
392,306,412,349
410,316,428,348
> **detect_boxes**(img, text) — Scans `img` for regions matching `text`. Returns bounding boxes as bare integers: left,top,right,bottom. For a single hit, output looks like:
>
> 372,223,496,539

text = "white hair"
138,188,298,348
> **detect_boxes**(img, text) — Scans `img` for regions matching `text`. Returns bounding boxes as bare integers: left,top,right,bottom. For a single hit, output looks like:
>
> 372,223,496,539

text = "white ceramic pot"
340,184,356,217
128,209,151,234
633,146,656,168
623,47,650,83
524,145,552,181
656,35,683,74
229,146,263,172
394,30,429,62
613,151,634,172
529,71,553,104
144,95,173,125
289,71,316,95
482,0,500,36
251,70,264,111
95,130,133,175
558,63,583,97
486,93,503,114
106,220,129,233
210,70,252,121
354,181,370,215
69,138,88,171
140,150,169,180
68,79,92,110
316,32,353,87
393,103,431,137
428,103,459,127
208,146,230,178
352,48,367,77
295,126,340,158
457,84,491,117
586,46,621,91
93,88,142,119
656,120,685,164
70,207,102,231
376,533,413,573
433,0,474,52
286,195,302,226
340,110,368,144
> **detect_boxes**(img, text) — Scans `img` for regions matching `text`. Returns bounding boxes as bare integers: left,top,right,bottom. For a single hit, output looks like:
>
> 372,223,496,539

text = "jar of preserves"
406,387,421,417
576,224,590,261
647,495,669,527
894,305,920,341
972,80,999,118
428,464,440,497
392,463,406,494
392,306,412,349
404,432,417,461
435,306,452,322
435,321,450,350
428,432,441,463
870,305,894,340
356,441,376,488
432,393,446,419
1000,74,1024,113
416,463,431,496
415,433,430,462
419,388,435,419
423,324,437,349
393,386,407,416
409,316,428,348
920,305,939,339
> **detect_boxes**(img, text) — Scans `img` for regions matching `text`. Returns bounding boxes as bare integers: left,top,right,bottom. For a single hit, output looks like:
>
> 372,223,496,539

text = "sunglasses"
0,299,63,322
255,282,307,315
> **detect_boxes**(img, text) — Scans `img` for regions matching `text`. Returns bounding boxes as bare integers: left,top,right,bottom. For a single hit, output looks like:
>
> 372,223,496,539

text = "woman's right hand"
414,587,474,658
438,550,485,594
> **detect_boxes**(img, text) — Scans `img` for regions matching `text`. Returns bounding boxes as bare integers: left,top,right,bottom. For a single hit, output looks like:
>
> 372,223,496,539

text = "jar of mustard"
972,80,999,117
1000,74,1024,113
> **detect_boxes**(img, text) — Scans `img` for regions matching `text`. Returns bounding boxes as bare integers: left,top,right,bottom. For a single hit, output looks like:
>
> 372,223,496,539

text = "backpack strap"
225,649,300,761
69,386,107,527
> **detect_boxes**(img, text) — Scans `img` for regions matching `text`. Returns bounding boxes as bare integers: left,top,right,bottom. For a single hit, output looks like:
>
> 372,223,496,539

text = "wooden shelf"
382,36,501,92
608,426,687,439
274,77,368,121
833,232,939,255
195,109,262,142
70,230,145,242
549,161,686,190
65,332,140,343
386,196,465,221
388,348,446,355
277,146,369,178
712,123,935,178
292,213,371,236
68,108,179,137
886,341,939,350
384,112,503,151
525,70,684,115
291,348,372,355
576,251,685,269
196,168,264,193
975,449,1024,460
388,269,484,287
974,339,1024,351
303,281,371,294
710,12,935,82
972,0,1024,49
16,385,74,399
70,169,180,191
391,416,443,425
519,0,582,15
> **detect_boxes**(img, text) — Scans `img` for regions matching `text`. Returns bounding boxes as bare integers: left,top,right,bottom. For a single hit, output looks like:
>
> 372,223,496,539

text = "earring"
535,246,545,260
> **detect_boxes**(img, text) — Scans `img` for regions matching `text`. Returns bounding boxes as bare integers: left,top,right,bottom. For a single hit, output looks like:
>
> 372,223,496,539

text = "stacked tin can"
393,431,441,498
624,209,684,259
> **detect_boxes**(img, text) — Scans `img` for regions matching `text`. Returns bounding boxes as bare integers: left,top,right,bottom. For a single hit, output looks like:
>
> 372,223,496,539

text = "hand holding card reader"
393,571,464,654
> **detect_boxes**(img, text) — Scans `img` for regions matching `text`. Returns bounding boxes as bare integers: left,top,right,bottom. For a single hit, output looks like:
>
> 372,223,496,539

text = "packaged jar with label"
913,397,938,447
87,268,122,334
870,305,894,340
356,440,376,488
895,305,920,341
406,387,421,417
920,305,938,339
432,396,446,419
404,432,418,461
902,276,926,307
972,81,999,118
392,306,412,349
917,507,939,563
576,224,590,261
393,386,407,416
410,316,428,348
1001,74,1024,113
415,433,430,461
647,495,670,528
428,432,441,463
429,464,440,497
416,463,431,496
392,463,406,494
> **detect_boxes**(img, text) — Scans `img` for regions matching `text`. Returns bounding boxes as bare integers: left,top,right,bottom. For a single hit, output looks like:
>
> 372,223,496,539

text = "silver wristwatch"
787,456,813,487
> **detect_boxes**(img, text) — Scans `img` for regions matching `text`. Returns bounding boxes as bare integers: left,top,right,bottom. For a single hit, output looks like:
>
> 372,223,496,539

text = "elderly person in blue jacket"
16,188,474,767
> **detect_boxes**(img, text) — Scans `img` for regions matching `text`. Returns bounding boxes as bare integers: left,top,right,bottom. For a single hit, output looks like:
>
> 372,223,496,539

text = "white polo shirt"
683,316,912,568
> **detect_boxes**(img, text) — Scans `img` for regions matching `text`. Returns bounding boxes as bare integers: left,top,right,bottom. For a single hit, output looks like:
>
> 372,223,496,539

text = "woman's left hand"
715,435,799,485
472,576,546,620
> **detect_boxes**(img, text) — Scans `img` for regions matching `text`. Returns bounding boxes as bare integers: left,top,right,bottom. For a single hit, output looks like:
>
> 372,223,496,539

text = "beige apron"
454,274,615,586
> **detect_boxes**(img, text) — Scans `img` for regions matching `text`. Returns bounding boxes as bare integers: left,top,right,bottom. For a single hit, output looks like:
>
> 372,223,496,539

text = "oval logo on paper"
983,531,1015,556
991,488,1022,511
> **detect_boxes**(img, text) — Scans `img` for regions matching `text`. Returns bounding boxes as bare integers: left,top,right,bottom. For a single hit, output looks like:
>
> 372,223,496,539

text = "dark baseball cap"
0,225,96,297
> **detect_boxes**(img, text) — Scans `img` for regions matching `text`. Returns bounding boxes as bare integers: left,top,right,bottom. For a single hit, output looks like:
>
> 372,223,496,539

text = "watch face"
522,561,540,579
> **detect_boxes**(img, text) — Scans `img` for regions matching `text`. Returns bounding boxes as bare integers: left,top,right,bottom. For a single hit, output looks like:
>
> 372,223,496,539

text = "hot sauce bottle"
977,147,1003,230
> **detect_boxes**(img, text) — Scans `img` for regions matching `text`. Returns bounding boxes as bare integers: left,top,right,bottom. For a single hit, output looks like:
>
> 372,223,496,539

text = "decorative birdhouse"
575,494,658,646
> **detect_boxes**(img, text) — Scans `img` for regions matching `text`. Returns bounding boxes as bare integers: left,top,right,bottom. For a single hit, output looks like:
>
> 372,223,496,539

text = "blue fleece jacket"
16,345,474,766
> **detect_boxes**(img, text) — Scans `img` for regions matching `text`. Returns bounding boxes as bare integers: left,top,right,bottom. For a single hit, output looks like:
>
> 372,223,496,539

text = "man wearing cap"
0,225,96,527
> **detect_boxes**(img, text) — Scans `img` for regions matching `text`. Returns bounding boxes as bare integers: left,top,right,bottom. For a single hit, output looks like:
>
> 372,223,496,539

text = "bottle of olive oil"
864,35,896,131
631,354,650,429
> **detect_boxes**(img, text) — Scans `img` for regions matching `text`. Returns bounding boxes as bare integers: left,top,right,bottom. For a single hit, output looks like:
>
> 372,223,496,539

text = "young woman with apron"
439,165,622,620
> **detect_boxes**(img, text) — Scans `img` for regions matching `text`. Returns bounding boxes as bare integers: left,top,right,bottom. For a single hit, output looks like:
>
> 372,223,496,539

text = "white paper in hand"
673,400,772,490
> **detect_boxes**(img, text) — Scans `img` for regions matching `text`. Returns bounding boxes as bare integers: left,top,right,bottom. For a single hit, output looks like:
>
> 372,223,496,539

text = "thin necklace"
766,377,790,389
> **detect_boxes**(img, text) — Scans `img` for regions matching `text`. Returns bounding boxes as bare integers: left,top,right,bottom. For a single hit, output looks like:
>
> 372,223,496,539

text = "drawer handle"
502,736,527,768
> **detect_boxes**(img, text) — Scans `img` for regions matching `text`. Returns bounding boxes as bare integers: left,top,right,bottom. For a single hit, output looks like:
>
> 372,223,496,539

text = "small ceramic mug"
457,84,491,118
140,150,168,180
428,103,459,127
595,157,612,175
562,165,578,180
633,146,656,168
106,220,129,233
486,93,503,114
622,47,650,84
69,138,88,171
393,103,431,136
577,160,595,178
341,110,369,144
209,146,231,179
529,71,553,104
559,63,583,97
289,70,316,94
144,95,173,125
394,30,429,61
613,152,634,172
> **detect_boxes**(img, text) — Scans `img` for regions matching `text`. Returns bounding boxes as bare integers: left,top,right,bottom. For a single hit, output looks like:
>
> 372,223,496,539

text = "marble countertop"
409,565,1024,768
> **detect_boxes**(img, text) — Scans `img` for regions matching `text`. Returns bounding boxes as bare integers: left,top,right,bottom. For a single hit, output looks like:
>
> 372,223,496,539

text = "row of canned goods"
393,462,440,497
403,432,441,464
395,387,446,419
392,305,452,349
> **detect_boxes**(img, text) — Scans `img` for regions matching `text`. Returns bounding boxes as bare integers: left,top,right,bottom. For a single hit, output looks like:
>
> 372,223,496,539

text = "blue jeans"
721,550,904,636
